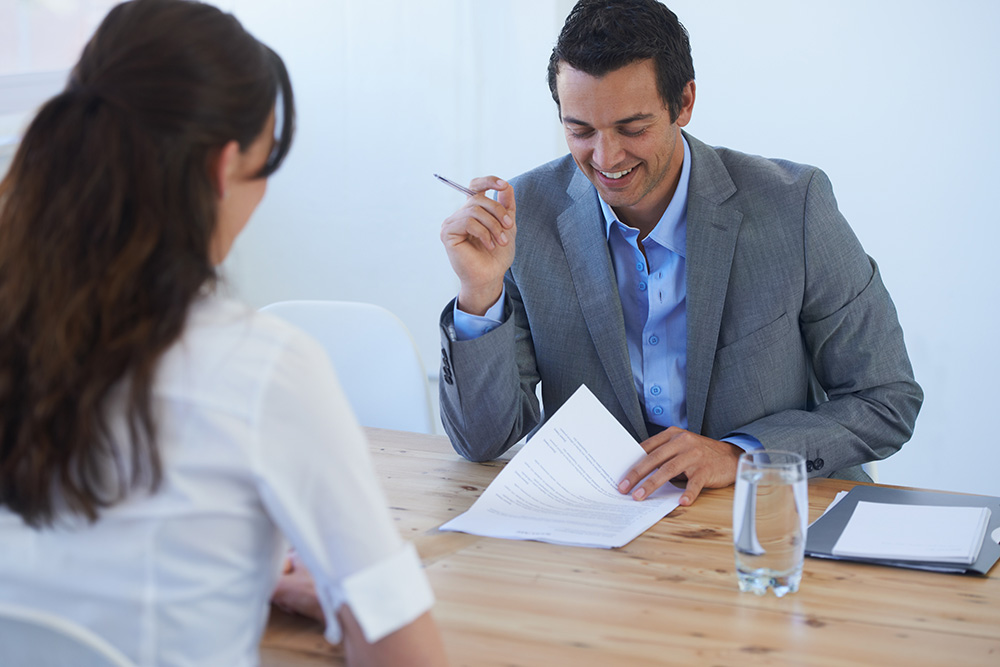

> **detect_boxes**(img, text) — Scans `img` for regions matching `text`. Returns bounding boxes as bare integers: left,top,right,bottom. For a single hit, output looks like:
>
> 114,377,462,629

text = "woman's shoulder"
153,294,332,413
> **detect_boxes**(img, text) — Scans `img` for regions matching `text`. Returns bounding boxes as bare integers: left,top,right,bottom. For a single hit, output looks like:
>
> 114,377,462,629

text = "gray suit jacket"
439,133,922,480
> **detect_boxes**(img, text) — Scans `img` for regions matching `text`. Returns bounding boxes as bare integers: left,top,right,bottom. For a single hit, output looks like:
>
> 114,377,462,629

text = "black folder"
805,485,1000,575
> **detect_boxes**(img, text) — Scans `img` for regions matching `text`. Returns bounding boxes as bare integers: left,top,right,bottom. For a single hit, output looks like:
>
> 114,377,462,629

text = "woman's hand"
271,551,324,622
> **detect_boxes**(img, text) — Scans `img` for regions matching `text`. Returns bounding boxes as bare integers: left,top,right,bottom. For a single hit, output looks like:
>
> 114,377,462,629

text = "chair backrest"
0,603,136,667
261,300,435,434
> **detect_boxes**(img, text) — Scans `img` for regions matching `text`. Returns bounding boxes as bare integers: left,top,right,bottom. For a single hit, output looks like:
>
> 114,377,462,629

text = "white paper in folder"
831,501,991,564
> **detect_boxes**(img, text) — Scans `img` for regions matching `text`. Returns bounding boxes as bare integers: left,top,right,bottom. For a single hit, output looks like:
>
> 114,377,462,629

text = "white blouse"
0,294,433,666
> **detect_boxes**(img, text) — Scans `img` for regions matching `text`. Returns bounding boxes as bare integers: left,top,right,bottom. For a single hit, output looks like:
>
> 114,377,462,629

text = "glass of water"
733,450,808,597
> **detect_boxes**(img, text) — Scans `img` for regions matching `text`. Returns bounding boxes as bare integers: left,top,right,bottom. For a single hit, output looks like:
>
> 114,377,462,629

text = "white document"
832,501,992,564
439,385,683,548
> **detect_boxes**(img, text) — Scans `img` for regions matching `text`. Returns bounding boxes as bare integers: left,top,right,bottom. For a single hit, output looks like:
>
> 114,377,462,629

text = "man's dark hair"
547,0,695,122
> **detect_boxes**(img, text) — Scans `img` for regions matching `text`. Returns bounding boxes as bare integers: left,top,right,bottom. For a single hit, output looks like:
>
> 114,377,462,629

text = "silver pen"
433,173,477,197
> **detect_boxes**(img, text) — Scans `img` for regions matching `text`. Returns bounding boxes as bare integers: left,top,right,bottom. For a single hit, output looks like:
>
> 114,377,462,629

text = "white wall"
666,0,1000,497
223,0,573,351
218,1,998,497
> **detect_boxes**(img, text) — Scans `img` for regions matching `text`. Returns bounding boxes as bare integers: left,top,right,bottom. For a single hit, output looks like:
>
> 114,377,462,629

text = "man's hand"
440,176,516,315
618,427,741,506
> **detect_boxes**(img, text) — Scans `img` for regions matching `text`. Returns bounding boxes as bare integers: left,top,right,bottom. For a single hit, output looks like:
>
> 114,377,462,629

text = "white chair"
0,603,135,667
261,300,435,434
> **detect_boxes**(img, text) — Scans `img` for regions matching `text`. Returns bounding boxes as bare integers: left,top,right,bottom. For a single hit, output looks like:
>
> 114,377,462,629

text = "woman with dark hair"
0,1,445,664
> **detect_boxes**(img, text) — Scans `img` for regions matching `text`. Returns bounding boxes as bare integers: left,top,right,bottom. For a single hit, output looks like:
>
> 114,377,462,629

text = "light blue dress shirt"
454,137,759,452
600,137,690,434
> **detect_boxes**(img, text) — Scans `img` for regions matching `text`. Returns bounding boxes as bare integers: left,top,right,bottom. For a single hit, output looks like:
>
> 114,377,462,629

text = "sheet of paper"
832,501,991,564
440,385,683,548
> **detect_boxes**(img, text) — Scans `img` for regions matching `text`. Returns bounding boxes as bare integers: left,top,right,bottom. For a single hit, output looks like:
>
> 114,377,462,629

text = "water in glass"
733,452,807,597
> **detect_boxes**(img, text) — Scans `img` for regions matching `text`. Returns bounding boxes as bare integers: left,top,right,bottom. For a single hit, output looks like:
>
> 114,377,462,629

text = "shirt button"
638,282,647,292
650,385,661,396
652,406,664,416
648,335,659,345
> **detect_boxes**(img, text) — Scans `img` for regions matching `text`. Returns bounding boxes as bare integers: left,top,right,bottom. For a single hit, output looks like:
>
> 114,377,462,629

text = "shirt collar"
599,134,690,257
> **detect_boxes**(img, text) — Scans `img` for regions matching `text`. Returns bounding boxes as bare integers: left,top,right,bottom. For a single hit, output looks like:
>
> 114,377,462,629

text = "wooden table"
261,428,1000,666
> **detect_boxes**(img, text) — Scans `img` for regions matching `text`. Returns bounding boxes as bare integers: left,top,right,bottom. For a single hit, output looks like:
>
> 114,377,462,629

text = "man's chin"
595,187,640,210
588,172,644,205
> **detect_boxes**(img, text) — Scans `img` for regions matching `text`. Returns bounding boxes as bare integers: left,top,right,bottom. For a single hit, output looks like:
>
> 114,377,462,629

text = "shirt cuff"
722,433,763,453
317,542,434,645
452,287,505,341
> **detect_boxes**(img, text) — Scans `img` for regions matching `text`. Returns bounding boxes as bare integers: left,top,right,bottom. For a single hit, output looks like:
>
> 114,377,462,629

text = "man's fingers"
467,175,515,230
468,175,507,195
619,428,685,493
621,430,740,502
618,450,662,494
495,179,516,220
468,196,514,238
469,176,517,229
464,207,509,248
629,456,687,500
638,426,683,453
619,446,684,496
442,205,510,250
442,216,495,250
679,478,705,506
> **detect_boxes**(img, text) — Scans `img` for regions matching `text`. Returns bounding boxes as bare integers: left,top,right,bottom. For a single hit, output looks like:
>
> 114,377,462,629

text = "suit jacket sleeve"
438,274,541,461
725,168,922,476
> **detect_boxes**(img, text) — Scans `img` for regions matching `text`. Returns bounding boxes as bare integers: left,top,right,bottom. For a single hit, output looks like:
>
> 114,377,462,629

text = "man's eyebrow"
561,113,657,126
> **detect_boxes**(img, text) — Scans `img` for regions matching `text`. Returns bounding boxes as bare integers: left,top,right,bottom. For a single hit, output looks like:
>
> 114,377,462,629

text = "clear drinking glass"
733,450,808,596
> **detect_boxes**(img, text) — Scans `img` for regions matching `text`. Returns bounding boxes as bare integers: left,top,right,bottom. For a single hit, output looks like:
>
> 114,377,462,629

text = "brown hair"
0,0,295,527
547,0,694,122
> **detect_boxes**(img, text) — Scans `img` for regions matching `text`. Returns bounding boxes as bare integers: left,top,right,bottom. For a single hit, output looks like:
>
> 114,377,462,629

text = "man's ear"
675,80,696,128
209,140,241,199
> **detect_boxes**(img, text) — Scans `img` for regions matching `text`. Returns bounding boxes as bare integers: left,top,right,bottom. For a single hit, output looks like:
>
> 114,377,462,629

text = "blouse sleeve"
248,326,434,644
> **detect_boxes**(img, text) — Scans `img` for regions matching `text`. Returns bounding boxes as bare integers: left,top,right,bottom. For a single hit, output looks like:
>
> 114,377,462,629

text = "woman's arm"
272,557,446,666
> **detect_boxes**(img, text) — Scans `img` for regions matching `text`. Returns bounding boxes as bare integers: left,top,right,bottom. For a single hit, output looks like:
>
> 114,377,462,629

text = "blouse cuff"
319,542,434,645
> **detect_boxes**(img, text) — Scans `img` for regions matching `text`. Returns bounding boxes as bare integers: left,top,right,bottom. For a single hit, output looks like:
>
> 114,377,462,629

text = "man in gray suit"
438,0,921,506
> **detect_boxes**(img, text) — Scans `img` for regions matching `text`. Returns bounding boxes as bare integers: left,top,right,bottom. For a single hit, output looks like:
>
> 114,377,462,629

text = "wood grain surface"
261,428,1000,666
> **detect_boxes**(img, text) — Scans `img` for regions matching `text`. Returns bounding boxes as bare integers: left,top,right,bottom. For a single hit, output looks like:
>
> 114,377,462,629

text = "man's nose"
592,132,624,169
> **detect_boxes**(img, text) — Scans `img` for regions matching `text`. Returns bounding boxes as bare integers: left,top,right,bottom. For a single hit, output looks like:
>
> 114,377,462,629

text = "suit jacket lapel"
558,167,648,441
684,133,743,435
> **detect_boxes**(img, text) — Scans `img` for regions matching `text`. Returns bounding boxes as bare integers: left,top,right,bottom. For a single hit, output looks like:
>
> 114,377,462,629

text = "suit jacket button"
814,458,824,471
806,460,814,473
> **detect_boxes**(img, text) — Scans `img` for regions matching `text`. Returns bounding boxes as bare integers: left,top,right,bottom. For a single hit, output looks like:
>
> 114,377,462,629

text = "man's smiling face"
556,58,694,232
